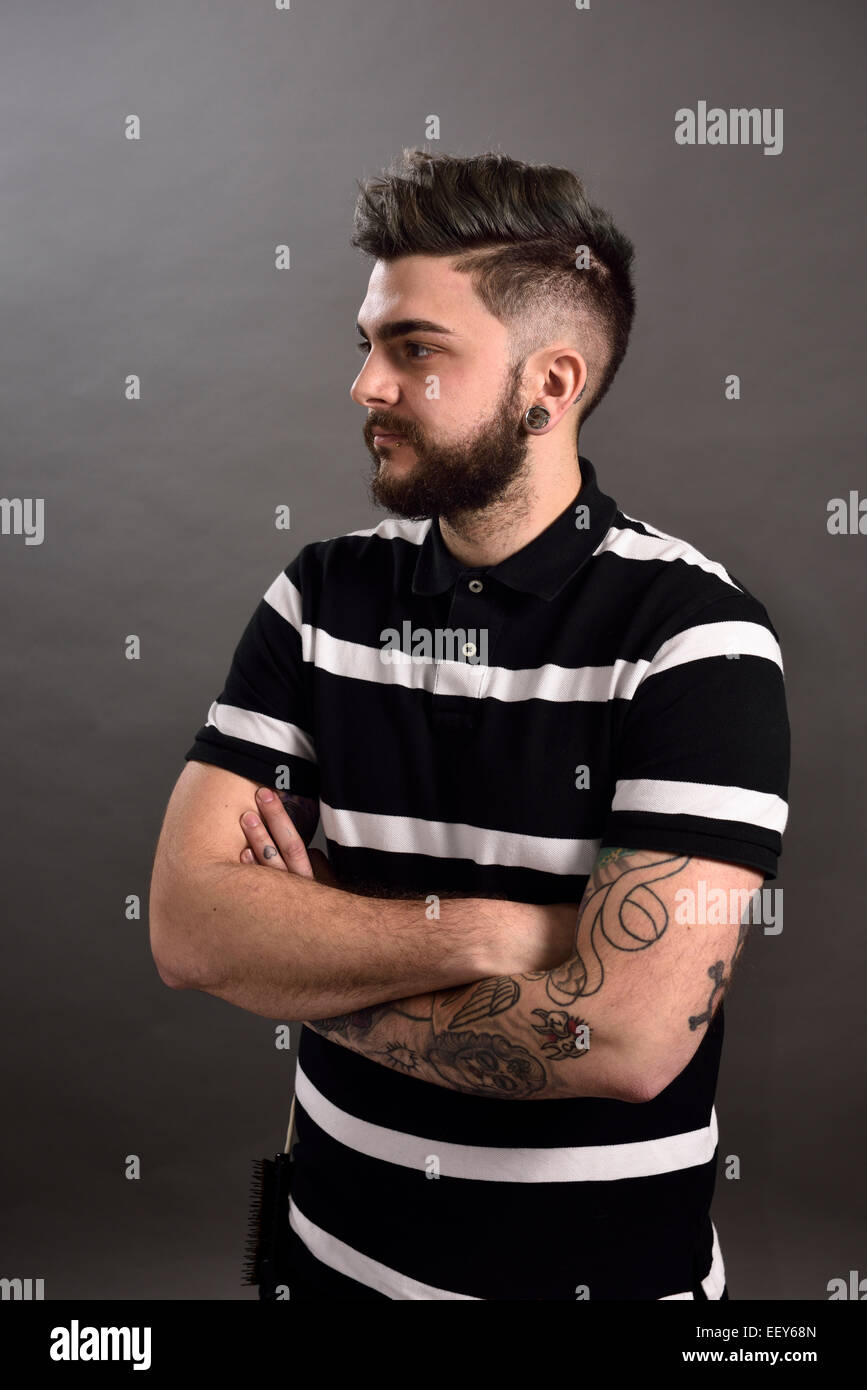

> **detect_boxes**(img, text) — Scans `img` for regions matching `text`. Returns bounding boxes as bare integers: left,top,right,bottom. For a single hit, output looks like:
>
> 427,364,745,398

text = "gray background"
1,0,864,1299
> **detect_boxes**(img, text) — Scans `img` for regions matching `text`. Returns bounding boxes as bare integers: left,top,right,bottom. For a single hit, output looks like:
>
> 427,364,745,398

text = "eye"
355,340,435,360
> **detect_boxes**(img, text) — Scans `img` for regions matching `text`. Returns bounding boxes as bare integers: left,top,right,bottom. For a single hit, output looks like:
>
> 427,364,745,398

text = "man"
149,149,790,1300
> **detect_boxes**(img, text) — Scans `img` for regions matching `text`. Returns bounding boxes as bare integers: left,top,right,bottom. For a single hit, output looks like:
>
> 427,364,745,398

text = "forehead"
357,254,497,335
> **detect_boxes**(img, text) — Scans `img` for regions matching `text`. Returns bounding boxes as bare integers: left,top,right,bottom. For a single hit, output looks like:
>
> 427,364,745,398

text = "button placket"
431,575,504,730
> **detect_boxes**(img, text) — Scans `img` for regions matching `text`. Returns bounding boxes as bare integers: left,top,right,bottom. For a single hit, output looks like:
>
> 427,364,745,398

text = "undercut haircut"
350,148,637,426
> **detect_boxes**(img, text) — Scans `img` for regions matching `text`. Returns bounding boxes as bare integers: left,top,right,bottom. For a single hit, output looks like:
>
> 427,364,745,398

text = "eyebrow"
355,317,458,342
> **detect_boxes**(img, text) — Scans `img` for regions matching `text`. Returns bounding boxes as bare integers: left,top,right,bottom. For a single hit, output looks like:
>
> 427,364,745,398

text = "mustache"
368,421,413,437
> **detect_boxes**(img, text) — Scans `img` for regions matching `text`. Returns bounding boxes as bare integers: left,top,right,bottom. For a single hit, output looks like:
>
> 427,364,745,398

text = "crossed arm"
241,794,764,1104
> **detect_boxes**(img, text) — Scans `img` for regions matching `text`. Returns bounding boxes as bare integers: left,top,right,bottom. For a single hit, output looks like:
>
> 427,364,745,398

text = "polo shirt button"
468,579,484,592
462,642,477,658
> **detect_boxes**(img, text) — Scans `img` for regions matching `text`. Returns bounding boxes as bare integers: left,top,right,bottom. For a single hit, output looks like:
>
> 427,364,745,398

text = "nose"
349,351,401,411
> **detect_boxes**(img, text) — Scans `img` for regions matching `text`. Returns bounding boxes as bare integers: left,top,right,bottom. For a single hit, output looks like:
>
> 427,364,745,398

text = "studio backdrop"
1,0,864,1303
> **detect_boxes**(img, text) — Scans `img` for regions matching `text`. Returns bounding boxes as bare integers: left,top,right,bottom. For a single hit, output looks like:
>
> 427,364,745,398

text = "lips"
372,432,406,445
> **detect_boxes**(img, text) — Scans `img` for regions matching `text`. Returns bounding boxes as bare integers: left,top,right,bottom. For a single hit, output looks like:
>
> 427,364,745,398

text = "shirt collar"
411,454,618,600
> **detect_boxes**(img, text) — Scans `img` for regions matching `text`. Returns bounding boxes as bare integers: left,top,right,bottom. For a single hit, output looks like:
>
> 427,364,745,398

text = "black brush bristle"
241,1152,294,1292
241,1156,277,1285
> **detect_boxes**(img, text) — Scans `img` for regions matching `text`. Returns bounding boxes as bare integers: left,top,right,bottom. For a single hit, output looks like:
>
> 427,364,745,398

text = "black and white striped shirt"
185,454,790,1300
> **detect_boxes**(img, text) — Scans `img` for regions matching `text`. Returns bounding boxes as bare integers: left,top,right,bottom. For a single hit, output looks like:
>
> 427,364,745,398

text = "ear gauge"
524,405,550,431
525,383,587,431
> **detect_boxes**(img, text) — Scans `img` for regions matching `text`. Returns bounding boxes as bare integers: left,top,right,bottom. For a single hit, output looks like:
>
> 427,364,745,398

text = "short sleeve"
602,593,790,881
183,551,319,799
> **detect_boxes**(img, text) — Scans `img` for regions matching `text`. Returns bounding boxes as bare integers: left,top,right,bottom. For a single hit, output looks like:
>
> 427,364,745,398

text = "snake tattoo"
538,852,692,1005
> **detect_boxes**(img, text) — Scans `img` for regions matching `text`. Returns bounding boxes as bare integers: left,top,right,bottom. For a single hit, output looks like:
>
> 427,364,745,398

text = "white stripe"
288,1197,479,1299
607,517,744,591
612,777,789,834
318,801,602,875
642,619,784,677
301,512,744,596
295,1063,718,1182
288,1198,726,1302
265,585,780,705
263,570,303,632
344,517,432,544
203,700,316,764
301,623,651,702
260,617,781,704
339,511,743,606
701,1221,726,1299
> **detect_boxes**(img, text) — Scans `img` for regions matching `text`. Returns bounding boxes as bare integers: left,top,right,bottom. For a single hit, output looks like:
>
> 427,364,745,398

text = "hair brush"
242,1094,296,1299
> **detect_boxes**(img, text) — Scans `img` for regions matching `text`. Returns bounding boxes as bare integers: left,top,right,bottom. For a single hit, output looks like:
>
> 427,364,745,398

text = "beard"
363,357,533,524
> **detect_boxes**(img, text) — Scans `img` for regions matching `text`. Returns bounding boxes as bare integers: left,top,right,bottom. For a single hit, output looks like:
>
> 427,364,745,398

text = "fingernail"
257,788,274,803
242,812,259,828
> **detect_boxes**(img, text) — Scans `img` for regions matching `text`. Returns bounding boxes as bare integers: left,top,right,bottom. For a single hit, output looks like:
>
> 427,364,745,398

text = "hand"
511,900,581,975
540,901,582,970
239,787,338,886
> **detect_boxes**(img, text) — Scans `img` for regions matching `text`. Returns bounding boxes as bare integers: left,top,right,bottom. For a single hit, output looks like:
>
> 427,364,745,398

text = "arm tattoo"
688,915,751,1032
305,849,692,1099
540,850,691,1005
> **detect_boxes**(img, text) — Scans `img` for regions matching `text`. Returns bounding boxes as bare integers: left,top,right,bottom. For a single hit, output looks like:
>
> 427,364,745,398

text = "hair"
350,148,636,426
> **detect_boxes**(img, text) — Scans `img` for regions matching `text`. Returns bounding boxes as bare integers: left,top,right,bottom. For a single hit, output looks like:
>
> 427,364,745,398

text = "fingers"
239,787,314,878
239,808,287,870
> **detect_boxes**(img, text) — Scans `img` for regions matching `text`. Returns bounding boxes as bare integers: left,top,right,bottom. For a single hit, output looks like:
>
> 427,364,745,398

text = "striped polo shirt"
184,454,790,1300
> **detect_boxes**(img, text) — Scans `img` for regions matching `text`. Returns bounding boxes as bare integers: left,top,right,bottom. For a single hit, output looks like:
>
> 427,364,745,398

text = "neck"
438,453,584,568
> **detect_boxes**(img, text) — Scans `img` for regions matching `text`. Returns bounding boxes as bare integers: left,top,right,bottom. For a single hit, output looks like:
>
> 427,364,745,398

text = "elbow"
149,898,198,991
155,957,189,990
622,1072,667,1104
626,1040,700,1102
610,1049,673,1104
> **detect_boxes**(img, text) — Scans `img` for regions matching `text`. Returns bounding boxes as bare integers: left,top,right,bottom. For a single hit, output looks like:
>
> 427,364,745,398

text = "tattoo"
307,1008,377,1037
531,1009,593,1060
306,1007,584,1096
595,845,631,867
545,851,690,1005
307,850,702,1099
374,1041,423,1075
304,1009,431,1081
445,976,518,1027
263,844,278,859
688,961,726,1031
427,1031,547,1097
687,911,752,1032
387,1001,435,1021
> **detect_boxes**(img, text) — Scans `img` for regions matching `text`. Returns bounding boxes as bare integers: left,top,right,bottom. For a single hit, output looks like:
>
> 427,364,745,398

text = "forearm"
303,966,632,1102
151,860,529,1020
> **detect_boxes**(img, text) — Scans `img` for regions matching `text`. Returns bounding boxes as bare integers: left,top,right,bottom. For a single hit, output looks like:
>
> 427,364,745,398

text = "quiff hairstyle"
350,148,636,425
